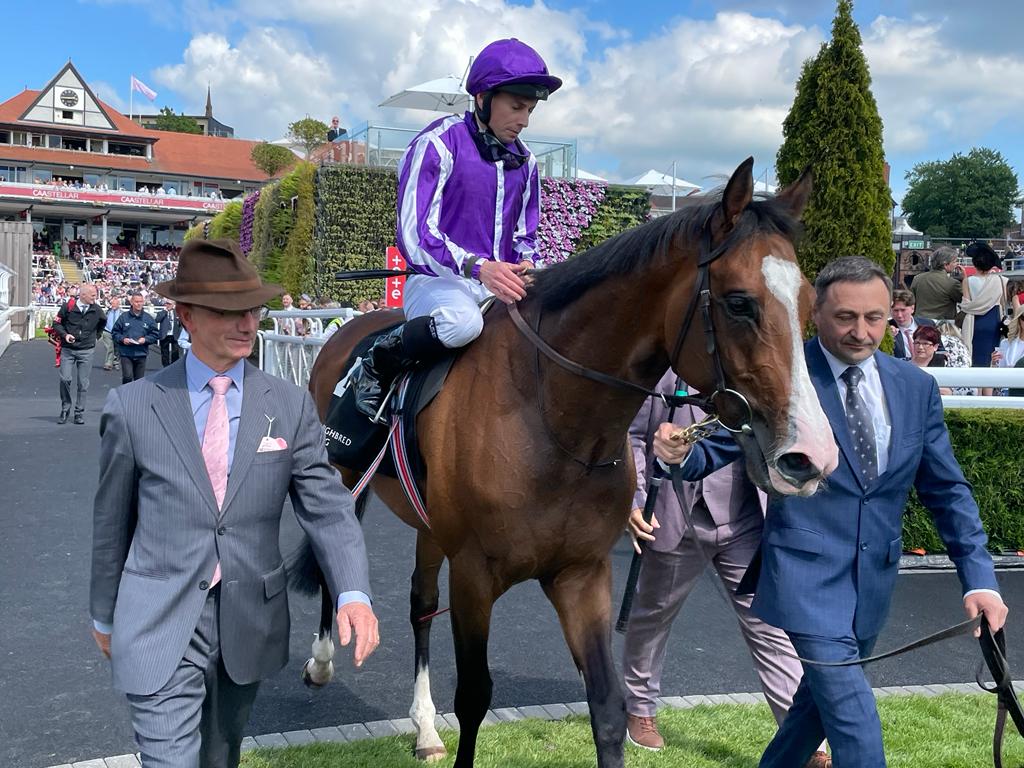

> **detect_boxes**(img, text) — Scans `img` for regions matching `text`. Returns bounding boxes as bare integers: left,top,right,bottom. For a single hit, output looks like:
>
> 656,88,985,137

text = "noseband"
508,213,753,468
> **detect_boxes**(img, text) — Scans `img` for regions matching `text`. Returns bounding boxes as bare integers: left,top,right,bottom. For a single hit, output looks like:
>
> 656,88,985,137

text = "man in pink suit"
624,371,828,766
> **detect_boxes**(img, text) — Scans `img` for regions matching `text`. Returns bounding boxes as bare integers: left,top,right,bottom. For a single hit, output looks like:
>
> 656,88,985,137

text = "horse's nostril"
777,452,820,484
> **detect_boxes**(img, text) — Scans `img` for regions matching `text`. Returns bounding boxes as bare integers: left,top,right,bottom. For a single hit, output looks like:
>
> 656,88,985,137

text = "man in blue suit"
653,256,1007,768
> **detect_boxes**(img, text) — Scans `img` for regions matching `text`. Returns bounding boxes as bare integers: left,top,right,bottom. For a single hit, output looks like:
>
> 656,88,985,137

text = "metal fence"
257,309,361,386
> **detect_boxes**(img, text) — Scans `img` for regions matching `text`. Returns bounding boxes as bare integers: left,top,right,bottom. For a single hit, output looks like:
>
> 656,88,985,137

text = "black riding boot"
354,316,446,419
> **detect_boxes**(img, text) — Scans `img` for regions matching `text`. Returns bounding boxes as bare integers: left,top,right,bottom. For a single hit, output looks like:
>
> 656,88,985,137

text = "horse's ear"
776,166,814,219
721,157,755,230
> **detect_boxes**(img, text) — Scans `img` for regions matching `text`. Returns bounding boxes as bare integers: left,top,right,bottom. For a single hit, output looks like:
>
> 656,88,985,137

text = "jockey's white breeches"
404,274,492,349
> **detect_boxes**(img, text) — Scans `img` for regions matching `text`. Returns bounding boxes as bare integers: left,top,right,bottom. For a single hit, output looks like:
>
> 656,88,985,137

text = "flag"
130,75,157,101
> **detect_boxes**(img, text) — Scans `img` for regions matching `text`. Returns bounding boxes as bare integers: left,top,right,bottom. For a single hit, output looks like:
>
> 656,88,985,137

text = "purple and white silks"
396,111,539,279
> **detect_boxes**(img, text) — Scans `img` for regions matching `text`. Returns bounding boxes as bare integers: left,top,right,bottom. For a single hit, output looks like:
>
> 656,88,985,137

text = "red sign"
383,246,407,308
0,182,227,213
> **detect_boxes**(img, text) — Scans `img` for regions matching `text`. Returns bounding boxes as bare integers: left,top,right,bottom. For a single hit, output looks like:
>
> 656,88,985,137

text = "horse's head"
666,158,838,496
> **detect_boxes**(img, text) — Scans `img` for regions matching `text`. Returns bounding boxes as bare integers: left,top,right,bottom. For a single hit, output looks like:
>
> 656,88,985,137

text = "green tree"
288,117,329,160
775,0,893,281
151,106,202,135
250,142,296,178
901,148,1018,238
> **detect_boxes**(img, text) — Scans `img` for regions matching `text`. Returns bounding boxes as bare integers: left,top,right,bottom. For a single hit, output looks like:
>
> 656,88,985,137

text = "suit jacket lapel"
220,363,272,516
150,362,221,518
805,339,867,492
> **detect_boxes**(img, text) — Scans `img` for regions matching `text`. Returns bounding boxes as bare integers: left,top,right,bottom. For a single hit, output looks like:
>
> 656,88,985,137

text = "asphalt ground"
2,339,1021,767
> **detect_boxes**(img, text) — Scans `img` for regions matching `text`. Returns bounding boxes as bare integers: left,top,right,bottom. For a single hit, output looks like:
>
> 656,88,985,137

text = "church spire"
205,85,213,118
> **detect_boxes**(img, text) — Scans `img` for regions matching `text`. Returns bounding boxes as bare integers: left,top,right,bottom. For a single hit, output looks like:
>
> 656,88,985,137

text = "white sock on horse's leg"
410,662,446,760
302,633,335,686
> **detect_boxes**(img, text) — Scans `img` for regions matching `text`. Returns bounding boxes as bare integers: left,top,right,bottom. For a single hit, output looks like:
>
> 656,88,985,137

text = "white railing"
927,367,1024,408
0,305,33,358
258,309,361,387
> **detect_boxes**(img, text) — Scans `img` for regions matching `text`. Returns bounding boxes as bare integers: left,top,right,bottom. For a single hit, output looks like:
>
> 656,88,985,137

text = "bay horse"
293,158,838,768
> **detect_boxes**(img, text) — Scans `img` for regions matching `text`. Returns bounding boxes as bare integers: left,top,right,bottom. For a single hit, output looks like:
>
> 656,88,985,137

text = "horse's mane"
531,191,801,312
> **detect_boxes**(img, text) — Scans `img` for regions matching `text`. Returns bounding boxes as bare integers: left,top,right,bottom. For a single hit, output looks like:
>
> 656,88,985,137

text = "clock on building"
59,89,79,108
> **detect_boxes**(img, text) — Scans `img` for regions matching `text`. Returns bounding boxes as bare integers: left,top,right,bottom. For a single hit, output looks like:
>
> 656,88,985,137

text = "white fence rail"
257,309,361,387
927,367,1024,409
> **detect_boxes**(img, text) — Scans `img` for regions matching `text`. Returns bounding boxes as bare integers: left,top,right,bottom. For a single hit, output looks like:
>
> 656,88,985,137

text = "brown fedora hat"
152,238,282,310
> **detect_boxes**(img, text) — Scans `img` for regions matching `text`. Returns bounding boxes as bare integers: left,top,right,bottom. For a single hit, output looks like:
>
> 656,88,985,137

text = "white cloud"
147,1,1024,192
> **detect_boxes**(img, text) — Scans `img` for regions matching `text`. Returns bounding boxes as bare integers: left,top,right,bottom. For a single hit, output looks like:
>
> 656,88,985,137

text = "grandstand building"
0,61,272,258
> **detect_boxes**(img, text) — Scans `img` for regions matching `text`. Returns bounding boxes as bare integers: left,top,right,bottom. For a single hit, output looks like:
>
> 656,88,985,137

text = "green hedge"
312,165,398,305
574,184,651,254
281,163,316,296
903,409,1024,553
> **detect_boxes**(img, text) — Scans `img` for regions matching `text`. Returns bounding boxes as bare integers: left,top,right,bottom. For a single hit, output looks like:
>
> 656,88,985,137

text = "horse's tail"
284,537,321,597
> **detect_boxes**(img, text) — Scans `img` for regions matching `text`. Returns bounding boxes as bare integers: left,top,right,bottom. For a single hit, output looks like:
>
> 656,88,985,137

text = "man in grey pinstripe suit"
90,239,379,768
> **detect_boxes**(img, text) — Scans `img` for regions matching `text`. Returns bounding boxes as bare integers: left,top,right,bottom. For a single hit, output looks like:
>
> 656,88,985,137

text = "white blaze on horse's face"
761,256,839,495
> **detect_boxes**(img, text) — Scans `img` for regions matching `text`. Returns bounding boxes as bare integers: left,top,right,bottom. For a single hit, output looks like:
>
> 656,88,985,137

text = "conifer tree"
776,0,893,280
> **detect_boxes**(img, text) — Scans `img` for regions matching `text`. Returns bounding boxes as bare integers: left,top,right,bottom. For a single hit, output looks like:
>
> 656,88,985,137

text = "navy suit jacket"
892,315,936,359
680,338,997,639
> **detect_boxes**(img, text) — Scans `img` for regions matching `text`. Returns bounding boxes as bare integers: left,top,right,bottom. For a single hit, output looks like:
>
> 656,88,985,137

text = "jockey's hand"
652,422,692,465
628,507,659,554
964,591,1008,638
336,602,380,668
92,628,111,659
480,261,528,304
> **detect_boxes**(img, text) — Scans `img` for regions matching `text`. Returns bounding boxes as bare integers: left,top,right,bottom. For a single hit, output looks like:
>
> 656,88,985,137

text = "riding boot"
354,316,446,419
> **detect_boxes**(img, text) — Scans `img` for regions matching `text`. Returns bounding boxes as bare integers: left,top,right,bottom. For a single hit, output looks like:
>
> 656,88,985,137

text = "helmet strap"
475,92,494,130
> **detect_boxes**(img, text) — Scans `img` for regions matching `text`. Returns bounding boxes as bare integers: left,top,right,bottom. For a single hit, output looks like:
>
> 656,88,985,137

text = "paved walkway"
2,339,1021,767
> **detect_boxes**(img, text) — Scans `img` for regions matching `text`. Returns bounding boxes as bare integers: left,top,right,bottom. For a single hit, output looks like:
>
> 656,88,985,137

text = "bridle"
507,211,754,469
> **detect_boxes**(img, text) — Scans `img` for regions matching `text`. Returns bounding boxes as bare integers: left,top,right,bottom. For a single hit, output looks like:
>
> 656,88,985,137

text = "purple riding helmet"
465,38,562,125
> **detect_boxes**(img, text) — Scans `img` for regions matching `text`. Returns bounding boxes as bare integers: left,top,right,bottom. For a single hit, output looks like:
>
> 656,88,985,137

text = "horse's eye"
725,294,759,319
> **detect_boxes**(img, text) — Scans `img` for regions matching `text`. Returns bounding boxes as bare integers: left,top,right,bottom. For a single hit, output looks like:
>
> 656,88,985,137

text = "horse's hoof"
415,746,447,762
301,659,334,688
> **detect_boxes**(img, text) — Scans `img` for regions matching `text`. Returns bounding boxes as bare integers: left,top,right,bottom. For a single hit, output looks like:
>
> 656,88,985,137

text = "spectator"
889,289,936,360
154,300,181,367
960,242,1009,395
111,292,159,383
321,302,346,340
279,293,298,335
935,320,974,397
909,326,953,395
52,283,106,424
911,246,963,322
327,116,347,142
101,295,123,371
993,306,1024,370
1008,279,1024,314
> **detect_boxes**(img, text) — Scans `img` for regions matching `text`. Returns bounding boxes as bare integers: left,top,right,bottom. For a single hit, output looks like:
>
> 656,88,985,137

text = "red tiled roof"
0,90,273,182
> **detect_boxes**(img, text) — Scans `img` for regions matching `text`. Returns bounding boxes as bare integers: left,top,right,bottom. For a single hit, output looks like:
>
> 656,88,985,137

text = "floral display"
536,178,606,265
239,189,261,256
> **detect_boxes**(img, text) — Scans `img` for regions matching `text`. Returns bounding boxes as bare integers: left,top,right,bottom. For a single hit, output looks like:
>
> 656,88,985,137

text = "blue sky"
4,0,1022,219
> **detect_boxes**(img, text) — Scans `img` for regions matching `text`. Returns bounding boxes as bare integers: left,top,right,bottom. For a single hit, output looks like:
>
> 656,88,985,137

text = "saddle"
323,321,458,525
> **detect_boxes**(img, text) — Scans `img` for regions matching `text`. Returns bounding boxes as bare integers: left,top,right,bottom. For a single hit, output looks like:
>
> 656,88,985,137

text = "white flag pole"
129,77,133,122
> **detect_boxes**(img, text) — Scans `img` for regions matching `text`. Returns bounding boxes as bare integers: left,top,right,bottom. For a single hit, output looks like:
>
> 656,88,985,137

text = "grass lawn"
240,693,1020,767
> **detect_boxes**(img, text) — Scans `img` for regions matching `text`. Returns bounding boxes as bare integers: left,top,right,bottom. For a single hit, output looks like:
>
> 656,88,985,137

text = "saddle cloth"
323,321,458,522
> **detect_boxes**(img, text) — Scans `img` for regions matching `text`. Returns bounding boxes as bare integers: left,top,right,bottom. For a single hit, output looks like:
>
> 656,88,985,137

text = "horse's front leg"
541,558,626,768
409,532,447,761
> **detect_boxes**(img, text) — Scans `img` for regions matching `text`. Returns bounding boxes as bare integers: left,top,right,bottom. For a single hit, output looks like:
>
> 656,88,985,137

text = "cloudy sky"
5,0,1023,208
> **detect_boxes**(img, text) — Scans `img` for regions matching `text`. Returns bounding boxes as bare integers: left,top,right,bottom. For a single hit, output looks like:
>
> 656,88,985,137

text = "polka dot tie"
841,366,878,484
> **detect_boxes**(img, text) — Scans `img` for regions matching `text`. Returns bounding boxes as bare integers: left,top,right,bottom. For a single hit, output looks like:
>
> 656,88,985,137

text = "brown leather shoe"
804,751,832,768
626,714,664,751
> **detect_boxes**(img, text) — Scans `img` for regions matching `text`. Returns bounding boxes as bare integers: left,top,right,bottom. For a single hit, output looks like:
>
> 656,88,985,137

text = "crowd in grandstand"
37,176,225,199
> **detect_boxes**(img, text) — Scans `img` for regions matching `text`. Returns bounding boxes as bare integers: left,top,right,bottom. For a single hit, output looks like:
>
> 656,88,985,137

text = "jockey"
354,38,562,419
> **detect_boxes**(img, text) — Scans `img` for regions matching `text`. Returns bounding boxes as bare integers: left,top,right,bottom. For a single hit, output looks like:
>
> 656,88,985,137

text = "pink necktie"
904,330,913,358
202,375,231,587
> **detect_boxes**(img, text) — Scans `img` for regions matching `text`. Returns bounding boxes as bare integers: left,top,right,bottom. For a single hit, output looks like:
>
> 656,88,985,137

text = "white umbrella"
576,168,608,182
379,75,472,114
628,169,701,196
